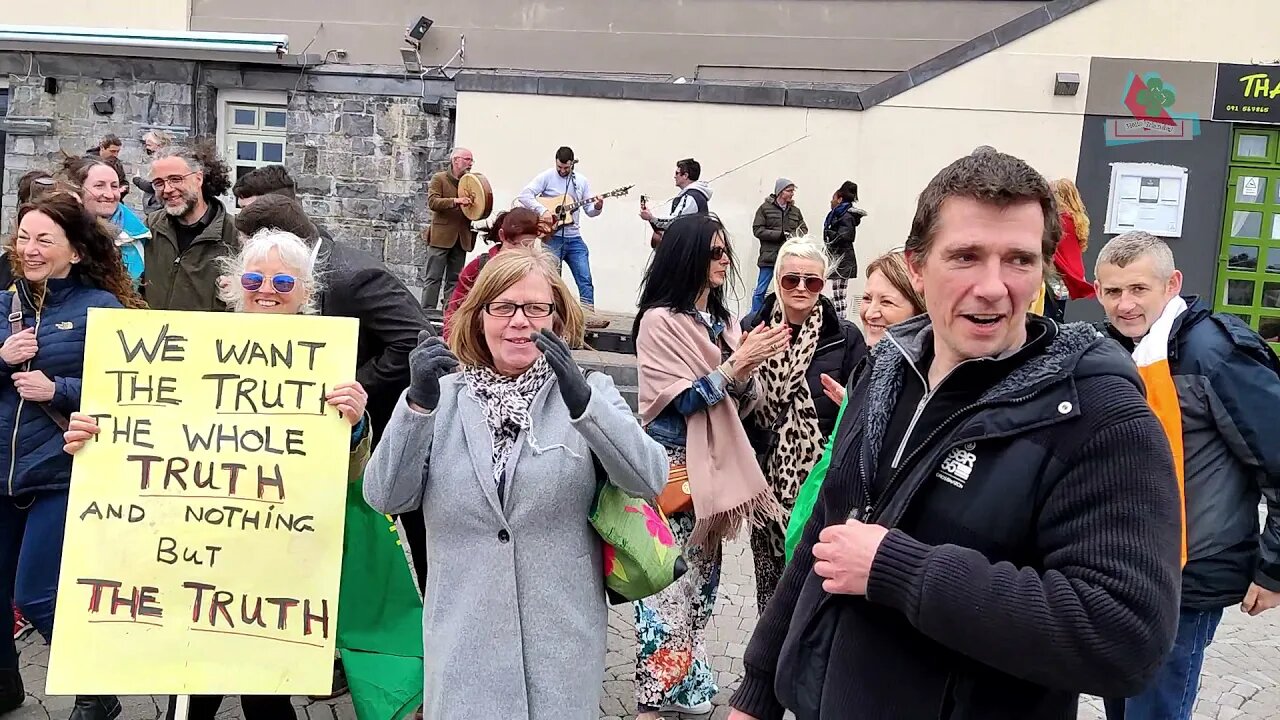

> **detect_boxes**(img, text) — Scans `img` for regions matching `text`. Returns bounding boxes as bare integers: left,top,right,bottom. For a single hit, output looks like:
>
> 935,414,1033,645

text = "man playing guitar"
640,158,712,247
517,146,609,328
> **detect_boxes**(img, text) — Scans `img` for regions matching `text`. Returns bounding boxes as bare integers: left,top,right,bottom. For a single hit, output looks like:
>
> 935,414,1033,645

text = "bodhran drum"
458,172,494,222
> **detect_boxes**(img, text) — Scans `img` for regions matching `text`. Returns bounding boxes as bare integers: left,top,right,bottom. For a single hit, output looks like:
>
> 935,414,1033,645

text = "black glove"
407,331,458,411
532,329,591,419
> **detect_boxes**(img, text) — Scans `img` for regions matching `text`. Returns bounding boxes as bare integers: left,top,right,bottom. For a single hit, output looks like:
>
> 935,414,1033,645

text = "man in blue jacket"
1095,231,1280,720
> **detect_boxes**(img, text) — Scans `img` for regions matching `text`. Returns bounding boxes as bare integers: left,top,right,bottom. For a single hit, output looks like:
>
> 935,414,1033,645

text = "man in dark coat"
728,151,1182,720
751,178,807,315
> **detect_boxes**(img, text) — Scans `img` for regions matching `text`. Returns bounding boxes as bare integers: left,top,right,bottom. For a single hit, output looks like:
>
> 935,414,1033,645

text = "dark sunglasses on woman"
709,246,727,261
241,272,297,294
779,273,825,293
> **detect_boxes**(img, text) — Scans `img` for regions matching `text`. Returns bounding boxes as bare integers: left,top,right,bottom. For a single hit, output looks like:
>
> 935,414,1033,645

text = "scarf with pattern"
462,357,555,482
751,301,825,508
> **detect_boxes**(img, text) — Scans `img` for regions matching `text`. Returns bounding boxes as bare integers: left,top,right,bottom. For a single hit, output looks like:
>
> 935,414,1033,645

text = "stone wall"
2,69,196,230
286,93,452,290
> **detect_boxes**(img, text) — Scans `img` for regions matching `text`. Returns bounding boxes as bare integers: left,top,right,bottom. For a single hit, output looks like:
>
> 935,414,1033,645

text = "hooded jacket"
753,195,808,267
649,181,713,231
823,203,866,280
0,278,123,496
732,315,1182,720
1104,297,1280,609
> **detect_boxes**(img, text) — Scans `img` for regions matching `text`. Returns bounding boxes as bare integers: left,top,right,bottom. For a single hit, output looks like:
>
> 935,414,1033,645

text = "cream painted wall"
453,92,1082,316
5,2,189,30
452,0,1257,316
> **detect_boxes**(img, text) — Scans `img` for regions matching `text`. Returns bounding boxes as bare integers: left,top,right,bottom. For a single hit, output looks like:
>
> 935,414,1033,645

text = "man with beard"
143,139,237,311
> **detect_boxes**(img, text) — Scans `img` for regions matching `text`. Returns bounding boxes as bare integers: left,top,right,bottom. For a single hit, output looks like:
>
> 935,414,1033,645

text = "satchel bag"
588,454,688,605
8,291,68,431
656,463,692,515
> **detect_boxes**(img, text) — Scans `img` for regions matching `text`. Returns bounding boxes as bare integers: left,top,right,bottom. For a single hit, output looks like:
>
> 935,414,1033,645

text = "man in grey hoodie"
641,158,712,243
751,178,808,315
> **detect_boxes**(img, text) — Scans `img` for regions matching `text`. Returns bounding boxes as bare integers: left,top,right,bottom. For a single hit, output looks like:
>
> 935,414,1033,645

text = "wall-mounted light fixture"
407,16,433,45
91,96,115,115
1054,72,1081,96
400,47,422,74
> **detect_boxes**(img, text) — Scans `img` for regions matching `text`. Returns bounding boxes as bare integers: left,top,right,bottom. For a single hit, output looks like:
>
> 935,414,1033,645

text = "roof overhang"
0,25,319,66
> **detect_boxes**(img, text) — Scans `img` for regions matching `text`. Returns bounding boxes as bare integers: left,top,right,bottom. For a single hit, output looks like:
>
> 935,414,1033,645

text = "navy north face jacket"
1106,297,1280,609
0,277,123,497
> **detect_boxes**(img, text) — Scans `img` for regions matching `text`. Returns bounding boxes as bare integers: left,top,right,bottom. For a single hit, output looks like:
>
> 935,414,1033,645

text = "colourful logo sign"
1106,72,1202,146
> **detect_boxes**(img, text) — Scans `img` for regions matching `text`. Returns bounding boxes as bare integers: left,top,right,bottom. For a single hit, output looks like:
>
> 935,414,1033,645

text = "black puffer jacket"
741,294,866,437
732,316,1182,720
823,204,866,280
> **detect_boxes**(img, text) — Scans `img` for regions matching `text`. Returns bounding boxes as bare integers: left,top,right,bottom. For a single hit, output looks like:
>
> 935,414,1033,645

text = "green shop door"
1215,128,1280,348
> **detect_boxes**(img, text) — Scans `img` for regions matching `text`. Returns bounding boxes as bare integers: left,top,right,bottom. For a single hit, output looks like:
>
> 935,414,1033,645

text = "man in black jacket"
728,151,1182,720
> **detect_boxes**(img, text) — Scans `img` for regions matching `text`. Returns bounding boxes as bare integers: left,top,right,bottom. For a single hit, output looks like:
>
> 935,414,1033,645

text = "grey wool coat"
364,371,668,720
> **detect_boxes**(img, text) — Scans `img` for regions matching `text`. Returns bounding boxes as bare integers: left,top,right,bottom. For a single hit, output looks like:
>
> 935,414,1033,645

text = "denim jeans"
1104,607,1223,720
544,232,595,306
750,267,775,317
0,491,69,669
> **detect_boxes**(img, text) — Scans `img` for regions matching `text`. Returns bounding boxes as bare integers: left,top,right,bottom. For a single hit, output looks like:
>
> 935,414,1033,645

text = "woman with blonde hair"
1050,178,1095,305
740,236,865,611
784,250,927,563
364,247,666,720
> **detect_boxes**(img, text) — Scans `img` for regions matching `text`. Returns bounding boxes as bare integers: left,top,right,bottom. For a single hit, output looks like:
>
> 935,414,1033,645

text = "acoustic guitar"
536,185,634,235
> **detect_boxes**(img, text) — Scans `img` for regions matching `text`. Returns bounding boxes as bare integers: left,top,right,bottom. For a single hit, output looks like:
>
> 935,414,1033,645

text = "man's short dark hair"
233,164,297,200
100,134,122,149
555,146,575,164
677,158,701,182
233,194,318,241
906,151,1060,266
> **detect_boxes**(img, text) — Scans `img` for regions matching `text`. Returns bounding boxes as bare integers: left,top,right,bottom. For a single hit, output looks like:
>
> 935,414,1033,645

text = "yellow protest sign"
47,308,358,696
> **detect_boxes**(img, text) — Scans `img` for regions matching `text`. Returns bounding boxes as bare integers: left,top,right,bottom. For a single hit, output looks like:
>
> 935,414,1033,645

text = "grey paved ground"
11,538,1280,719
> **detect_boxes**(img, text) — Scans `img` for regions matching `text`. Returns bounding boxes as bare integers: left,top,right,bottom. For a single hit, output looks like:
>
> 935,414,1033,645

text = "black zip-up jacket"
741,293,866,438
731,315,1182,720
313,237,430,438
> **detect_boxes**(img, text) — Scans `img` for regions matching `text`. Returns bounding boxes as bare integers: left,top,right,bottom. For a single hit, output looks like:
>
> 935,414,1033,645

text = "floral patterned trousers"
633,510,722,711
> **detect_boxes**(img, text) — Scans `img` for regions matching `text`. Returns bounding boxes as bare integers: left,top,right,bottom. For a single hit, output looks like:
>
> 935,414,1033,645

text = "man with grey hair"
1095,230,1280,720
422,147,476,310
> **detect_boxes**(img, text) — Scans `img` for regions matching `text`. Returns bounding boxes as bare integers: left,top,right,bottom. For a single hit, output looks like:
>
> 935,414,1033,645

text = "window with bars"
224,103,287,187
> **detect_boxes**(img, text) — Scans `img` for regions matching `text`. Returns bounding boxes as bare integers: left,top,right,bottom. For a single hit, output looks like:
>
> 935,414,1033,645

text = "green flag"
338,476,424,720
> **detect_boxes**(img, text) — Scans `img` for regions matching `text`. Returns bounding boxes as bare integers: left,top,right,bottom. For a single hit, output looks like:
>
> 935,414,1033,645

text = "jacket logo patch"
937,446,977,489
55,321,73,330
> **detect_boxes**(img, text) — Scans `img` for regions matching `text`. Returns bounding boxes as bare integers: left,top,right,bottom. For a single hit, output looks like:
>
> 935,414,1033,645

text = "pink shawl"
637,308,784,547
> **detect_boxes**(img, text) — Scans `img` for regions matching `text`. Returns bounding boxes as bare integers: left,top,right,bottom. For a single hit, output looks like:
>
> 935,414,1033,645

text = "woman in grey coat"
364,247,667,720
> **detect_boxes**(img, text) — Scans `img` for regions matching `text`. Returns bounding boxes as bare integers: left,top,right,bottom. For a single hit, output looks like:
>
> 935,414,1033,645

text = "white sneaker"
660,700,713,715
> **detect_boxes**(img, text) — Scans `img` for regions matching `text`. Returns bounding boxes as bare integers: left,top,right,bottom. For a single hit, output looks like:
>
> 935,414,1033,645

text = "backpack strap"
8,290,69,431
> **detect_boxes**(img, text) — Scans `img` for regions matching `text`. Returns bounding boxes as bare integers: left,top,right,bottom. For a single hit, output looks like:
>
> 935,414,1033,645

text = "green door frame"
1214,127,1280,349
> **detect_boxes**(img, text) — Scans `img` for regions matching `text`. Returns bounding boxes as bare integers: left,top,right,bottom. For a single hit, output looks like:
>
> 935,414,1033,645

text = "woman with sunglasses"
0,193,144,720
364,247,665,720
62,229,370,720
739,236,866,611
632,215,789,719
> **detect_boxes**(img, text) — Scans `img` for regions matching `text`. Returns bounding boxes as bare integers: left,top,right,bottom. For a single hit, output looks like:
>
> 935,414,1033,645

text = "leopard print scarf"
751,302,825,508
462,357,555,482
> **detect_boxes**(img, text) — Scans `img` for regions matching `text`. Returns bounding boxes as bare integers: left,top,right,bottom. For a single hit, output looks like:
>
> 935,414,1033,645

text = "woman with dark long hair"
632,214,787,719
0,193,142,720
822,180,866,316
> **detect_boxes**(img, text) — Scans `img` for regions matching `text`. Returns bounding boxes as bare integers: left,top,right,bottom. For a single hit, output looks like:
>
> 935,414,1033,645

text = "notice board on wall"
1104,162,1189,238
46,309,358,696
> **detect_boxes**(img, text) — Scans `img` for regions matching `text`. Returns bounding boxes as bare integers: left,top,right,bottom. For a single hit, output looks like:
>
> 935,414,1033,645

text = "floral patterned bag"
589,457,689,605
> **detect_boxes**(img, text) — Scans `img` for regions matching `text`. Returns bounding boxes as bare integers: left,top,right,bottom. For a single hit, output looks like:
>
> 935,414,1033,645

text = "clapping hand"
820,373,846,405
728,324,791,381
532,329,591,418
407,331,459,412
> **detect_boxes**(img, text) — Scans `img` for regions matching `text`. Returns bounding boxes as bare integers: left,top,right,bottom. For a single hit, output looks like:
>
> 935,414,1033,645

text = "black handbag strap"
8,290,68,431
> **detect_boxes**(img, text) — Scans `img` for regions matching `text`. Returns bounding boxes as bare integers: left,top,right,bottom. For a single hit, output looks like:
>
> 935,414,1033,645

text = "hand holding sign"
12,370,54,402
325,381,368,426
62,411,101,455
2,327,38,365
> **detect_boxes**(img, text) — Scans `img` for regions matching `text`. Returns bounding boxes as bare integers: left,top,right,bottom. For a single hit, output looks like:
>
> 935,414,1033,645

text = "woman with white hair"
133,130,174,213
740,236,866,611
63,229,371,720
